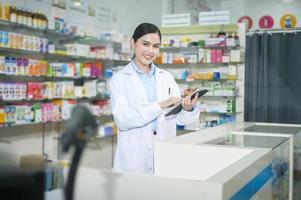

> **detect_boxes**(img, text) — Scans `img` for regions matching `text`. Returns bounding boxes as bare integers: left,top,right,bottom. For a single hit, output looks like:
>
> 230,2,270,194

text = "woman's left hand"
182,92,198,111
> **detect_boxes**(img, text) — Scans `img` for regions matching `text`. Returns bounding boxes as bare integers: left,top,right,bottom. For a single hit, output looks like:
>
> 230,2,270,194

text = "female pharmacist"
110,23,200,174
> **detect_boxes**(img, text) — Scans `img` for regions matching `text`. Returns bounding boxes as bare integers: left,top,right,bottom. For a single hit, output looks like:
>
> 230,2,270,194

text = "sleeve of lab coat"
169,78,200,125
110,74,162,131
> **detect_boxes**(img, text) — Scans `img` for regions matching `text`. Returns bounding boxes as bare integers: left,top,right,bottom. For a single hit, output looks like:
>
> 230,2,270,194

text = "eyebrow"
142,40,161,46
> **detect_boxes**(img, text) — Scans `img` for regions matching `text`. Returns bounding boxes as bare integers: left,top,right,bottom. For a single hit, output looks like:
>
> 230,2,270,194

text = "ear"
130,38,135,49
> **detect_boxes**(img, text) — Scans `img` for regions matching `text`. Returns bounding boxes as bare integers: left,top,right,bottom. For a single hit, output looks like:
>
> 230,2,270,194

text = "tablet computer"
164,89,208,117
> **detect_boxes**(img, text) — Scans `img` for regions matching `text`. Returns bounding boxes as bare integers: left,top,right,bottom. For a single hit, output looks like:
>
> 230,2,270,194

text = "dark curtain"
245,32,301,124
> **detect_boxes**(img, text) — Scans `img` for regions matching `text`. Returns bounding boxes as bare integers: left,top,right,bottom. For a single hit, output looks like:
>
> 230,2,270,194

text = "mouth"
143,54,154,60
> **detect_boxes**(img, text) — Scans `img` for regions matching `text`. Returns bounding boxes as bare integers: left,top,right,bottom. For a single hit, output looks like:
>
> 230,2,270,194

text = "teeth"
144,55,152,59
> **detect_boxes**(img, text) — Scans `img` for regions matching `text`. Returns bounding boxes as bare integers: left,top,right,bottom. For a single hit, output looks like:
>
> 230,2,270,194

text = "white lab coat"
110,62,200,174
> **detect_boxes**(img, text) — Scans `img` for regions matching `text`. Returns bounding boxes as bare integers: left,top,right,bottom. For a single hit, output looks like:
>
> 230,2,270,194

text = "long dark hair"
132,23,162,42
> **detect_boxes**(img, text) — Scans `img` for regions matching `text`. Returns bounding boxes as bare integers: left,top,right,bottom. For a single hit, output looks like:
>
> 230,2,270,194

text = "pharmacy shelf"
157,62,243,68
0,47,44,58
61,36,122,48
44,53,106,62
199,111,242,115
0,96,109,104
175,79,237,83
103,59,130,64
0,120,64,128
160,47,199,52
201,95,237,98
0,74,103,81
160,46,241,52
0,20,81,40
0,114,113,129
181,94,237,98
0,47,123,62
160,24,239,35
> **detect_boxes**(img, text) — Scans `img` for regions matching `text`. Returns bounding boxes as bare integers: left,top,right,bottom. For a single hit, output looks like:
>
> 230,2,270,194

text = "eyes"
142,41,161,49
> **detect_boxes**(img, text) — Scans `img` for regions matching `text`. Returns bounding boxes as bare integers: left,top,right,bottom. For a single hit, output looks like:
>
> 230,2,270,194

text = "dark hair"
132,23,162,42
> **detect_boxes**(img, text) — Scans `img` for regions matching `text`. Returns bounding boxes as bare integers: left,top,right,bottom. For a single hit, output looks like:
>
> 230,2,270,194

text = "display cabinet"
231,122,301,200
157,23,246,130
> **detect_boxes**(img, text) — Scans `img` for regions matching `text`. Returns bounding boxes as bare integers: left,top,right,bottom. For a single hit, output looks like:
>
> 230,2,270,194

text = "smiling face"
131,33,161,69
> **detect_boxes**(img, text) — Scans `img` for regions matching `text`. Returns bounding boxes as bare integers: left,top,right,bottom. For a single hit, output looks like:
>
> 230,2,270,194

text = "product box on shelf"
4,105,16,125
32,103,42,123
205,38,226,47
0,106,5,125
52,100,76,120
230,50,241,62
228,65,237,80
198,49,204,63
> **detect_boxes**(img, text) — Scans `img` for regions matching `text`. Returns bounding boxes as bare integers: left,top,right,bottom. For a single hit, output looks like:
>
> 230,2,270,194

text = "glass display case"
233,122,301,200
204,134,290,200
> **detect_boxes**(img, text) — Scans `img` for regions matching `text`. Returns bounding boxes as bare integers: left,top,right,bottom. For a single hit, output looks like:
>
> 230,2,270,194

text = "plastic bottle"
234,33,240,47
24,9,30,26
27,10,33,27
37,12,42,29
16,8,22,24
32,11,38,28
9,6,16,23
3,4,10,21
0,3,3,20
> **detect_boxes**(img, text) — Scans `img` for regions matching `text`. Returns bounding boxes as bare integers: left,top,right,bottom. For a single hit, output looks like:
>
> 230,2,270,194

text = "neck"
134,58,150,74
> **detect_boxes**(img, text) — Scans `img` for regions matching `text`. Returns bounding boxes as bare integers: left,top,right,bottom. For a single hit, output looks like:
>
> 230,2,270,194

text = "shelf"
175,79,237,83
0,114,113,129
103,59,130,64
160,46,241,52
160,24,239,35
0,47,44,58
157,63,228,68
157,62,243,68
44,53,106,62
0,74,102,81
160,47,199,52
0,20,81,40
0,96,109,104
199,111,237,115
61,36,122,48
0,120,65,128
202,95,237,98
0,47,119,62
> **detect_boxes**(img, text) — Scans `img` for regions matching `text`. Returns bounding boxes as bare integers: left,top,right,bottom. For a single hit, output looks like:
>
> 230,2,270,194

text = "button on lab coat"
110,62,200,174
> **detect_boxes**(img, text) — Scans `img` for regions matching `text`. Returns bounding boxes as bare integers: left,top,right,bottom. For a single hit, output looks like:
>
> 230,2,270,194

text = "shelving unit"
0,20,128,164
158,23,246,129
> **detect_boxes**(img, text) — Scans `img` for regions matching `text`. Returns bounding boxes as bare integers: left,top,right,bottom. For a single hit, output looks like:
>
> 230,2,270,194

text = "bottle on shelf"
234,33,240,47
16,7,23,24
32,11,38,28
0,3,2,21
9,6,16,23
3,4,10,21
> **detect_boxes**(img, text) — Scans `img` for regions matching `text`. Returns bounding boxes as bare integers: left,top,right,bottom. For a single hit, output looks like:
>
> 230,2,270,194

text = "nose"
147,46,157,54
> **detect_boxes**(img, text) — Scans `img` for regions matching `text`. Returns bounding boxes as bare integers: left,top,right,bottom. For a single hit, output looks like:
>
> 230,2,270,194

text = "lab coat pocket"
157,114,177,140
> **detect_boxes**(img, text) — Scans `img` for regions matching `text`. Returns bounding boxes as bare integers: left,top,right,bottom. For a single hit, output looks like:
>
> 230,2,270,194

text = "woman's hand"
159,97,181,109
182,92,198,111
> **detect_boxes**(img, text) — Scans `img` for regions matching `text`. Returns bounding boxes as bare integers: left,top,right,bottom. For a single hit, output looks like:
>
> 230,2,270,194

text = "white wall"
220,0,301,29
108,0,162,36
1,0,163,36
168,0,301,30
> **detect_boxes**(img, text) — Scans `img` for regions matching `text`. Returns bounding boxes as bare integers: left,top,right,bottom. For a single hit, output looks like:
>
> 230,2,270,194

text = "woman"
110,23,200,174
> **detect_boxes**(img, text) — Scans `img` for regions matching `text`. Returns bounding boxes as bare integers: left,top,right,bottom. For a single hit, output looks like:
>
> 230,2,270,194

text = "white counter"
67,122,275,200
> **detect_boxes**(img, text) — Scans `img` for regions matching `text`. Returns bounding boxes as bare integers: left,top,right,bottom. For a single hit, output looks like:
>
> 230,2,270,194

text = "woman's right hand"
158,97,181,109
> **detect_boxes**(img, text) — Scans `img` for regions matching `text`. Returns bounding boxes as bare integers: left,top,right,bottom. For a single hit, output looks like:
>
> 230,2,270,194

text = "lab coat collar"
121,61,164,75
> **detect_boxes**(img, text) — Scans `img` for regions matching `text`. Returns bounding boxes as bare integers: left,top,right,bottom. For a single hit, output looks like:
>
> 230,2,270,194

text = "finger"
192,93,198,104
184,96,190,107
186,95,192,105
